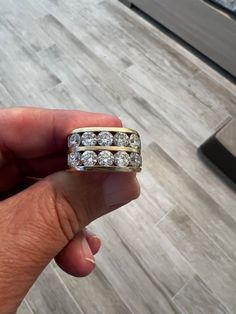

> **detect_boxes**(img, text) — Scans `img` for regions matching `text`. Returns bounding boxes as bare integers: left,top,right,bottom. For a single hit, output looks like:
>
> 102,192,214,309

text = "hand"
0,107,140,314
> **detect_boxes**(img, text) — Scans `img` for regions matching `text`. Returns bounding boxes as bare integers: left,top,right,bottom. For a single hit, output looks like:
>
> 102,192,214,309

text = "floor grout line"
171,277,193,301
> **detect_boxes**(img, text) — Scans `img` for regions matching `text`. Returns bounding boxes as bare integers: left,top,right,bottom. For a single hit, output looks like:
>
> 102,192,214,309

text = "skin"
0,107,140,314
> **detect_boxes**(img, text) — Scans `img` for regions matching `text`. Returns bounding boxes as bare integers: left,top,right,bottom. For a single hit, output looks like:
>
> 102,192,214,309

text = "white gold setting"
81,132,97,146
113,132,129,147
114,151,130,167
98,131,113,146
98,151,114,166
81,151,97,166
129,133,141,149
68,133,81,147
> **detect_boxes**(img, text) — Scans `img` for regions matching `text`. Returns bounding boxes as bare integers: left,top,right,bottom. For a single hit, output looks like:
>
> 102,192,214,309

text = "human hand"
0,107,140,314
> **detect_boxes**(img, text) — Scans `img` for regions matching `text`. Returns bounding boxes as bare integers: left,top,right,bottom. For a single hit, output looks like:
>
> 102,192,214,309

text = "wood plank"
115,0,236,98
88,218,182,314
121,96,236,221
187,71,236,118
0,82,17,108
84,2,234,135
54,265,132,314
38,48,116,110
101,211,195,297
158,208,236,313
126,0,236,76
1,2,53,52
99,1,236,114
121,63,230,146
173,275,230,314
0,19,61,93
25,264,83,314
0,0,45,18
0,22,61,107
17,300,33,314
52,9,133,73
39,14,133,104
145,141,236,262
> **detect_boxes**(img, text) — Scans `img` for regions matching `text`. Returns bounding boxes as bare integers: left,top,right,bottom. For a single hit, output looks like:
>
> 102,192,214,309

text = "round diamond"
114,151,130,167
67,151,81,168
113,132,129,147
81,151,97,166
81,132,97,146
98,131,113,146
98,151,114,166
129,133,141,149
130,153,142,167
68,133,80,147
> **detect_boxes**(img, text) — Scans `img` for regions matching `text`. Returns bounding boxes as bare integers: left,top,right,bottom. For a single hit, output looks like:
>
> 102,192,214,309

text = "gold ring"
67,127,142,172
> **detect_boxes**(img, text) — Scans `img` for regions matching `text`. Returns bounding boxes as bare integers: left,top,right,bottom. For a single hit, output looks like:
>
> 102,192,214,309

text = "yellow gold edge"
67,166,142,173
68,146,140,153
70,127,139,134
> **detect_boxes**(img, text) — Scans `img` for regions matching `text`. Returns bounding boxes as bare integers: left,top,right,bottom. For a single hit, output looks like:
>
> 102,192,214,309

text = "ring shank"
67,166,142,173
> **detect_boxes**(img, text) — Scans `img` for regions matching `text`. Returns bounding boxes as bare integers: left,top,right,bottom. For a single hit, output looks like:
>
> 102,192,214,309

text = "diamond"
114,151,130,167
71,145,80,153
130,153,142,167
67,151,81,168
98,151,114,166
98,131,113,146
81,132,97,146
113,132,129,147
129,133,141,149
81,151,97,166
68,133,81,147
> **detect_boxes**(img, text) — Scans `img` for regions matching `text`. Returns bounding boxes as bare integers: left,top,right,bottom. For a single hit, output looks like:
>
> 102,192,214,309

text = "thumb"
0,170,139,313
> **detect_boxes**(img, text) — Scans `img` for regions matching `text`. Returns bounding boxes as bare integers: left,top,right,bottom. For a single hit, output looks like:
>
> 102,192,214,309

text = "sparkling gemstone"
71,145,80,153
114,151,130,167
97,131,113,146
129,133,141,149
98,151,114,166
68,133,81,147
130,152,142,167
113,132,129,147
81,132,97,146
67,151,81,168
81,151,97,166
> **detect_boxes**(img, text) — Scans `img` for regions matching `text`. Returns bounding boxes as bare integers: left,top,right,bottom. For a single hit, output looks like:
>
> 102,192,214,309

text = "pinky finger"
55,231,96,277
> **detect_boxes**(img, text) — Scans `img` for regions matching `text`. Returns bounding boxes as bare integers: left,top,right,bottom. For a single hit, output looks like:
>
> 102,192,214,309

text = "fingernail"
103,173,140,208
81,236,96,264
84,229,100,241
85,257,96,265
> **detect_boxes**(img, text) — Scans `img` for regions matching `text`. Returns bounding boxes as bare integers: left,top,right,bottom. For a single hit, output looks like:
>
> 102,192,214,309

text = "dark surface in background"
210,0,236,13
199,136,236,185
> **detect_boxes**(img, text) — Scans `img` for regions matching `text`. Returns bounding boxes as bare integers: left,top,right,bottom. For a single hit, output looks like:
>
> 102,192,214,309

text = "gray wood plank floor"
0,0,235,313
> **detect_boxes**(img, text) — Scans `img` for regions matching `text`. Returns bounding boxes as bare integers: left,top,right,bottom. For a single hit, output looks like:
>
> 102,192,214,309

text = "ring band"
67,127,142,172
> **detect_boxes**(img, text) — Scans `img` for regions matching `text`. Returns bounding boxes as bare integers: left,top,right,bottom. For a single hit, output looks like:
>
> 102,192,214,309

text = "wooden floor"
0,0,236,313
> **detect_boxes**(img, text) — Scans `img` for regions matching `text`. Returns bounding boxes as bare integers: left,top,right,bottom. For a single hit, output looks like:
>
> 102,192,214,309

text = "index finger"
0,107,122,159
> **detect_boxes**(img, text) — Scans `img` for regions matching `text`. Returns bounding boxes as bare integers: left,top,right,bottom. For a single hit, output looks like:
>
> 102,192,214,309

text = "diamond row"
68,150,142,168
68,131,141,149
